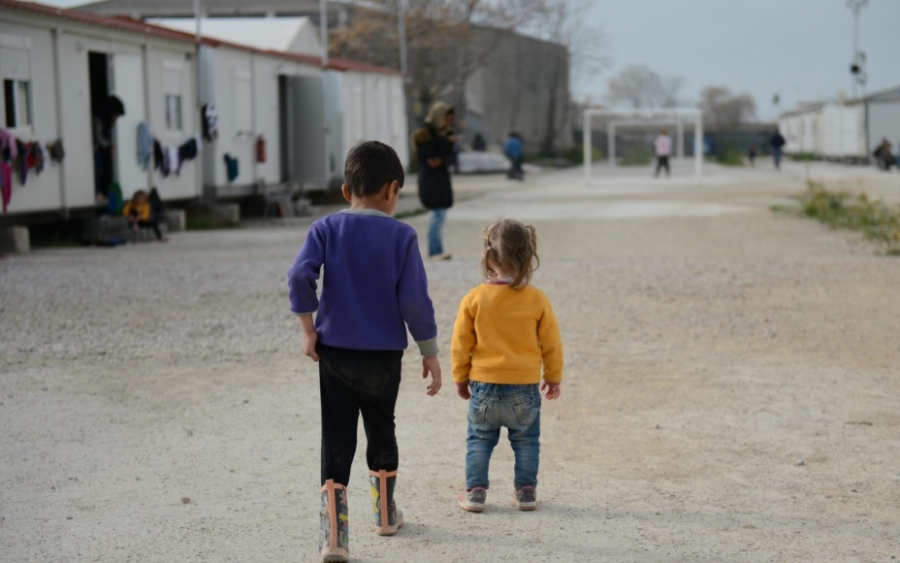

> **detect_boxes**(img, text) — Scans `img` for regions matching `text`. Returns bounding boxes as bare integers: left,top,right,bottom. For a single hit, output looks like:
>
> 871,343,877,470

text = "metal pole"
583,110,591,183
608,123,615,167
320,0,330,185
194,0,206,201
694,113,703,185
398,0,407,75
320,0,329,69
847,0,868,99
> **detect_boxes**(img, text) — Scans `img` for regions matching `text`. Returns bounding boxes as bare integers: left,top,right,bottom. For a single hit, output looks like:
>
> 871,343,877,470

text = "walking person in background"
770,129,786,170
412,102,456,260
452,219,563,514
288,141,443,563
504,132,524,181
653,128,671,178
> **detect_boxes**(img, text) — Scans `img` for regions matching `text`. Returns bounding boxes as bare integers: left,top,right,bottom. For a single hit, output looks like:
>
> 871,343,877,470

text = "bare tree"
698,86,757,128
524,0,609,153
330,0,554,123
604,65,683,109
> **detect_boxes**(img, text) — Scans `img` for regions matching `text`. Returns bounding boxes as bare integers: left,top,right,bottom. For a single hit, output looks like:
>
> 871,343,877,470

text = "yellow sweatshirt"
123,199,151,222
451,283,563,385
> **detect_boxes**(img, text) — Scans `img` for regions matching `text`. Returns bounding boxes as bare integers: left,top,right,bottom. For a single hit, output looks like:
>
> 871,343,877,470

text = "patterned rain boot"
369,469,404,536
319,480,349,563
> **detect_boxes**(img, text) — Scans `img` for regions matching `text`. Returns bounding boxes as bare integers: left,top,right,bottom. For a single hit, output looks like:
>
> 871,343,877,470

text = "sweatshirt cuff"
416,337,439,357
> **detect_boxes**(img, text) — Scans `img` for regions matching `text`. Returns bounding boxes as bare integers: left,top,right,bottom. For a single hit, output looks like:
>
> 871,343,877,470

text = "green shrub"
714,151,744,167
797,181,900,254
620,147,653,166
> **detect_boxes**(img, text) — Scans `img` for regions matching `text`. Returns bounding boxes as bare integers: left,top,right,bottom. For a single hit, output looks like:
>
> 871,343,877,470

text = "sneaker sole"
457,500,485,513
516,502,537,511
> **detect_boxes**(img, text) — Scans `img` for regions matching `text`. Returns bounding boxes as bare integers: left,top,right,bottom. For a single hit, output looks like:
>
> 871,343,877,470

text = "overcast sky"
581,0,900,119
41,0,900,120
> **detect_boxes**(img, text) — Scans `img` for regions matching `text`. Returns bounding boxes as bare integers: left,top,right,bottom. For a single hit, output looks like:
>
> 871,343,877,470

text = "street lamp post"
846,0,868,98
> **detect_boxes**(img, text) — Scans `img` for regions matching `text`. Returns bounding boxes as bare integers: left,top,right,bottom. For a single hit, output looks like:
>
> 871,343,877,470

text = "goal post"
583,107,704,183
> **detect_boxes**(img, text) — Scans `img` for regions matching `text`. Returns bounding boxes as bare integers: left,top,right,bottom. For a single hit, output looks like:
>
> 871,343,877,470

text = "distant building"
778,86,900,163
77,0,349,22
148,17,324,56
79,0,573,155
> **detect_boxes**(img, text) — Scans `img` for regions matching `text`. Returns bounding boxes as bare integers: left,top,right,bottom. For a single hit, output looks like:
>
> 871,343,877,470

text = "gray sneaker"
458,487,487,512
515,486,537,511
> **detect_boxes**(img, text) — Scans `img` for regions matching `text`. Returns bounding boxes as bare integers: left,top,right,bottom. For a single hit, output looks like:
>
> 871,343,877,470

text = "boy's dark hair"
344,141,405,197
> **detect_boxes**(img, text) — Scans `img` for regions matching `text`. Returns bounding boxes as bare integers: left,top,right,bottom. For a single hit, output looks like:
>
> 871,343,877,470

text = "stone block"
0,226,30,254
165,209,186,232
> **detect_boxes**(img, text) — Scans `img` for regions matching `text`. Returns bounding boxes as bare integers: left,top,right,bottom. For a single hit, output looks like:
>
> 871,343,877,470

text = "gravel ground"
1,161,899,562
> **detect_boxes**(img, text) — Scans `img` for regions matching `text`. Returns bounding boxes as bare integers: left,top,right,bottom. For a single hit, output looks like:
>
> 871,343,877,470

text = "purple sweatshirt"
288,209,438,356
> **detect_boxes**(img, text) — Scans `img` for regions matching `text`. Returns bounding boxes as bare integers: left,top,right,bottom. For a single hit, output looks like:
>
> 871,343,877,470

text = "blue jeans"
427,208,447,256
465,382,541,491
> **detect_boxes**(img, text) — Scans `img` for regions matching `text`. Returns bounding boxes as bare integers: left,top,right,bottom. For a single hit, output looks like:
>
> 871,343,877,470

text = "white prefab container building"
0,0,200,216
155,17,408,195
0,0,409,220
820,103,865,159
778,86,900,163
865,87,900,155
780,103,822,155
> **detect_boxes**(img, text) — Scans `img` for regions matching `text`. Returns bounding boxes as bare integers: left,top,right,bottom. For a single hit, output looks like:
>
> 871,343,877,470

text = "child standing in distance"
287,141,443,563
654,128,671,178
451,219,563,513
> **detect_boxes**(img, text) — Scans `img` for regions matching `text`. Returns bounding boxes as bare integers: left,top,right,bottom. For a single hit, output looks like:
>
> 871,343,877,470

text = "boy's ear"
385,180,400,200
379,181,398,201
341,183,352,203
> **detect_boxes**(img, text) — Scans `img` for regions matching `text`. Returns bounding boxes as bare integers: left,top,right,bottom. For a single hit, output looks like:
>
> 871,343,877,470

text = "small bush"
797,180,900,255
620,147,653,167
791,152,816,162
715,151,744,167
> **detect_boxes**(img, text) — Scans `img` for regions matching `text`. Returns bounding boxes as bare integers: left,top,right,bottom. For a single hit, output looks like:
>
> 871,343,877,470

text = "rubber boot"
368,469,403,536
319,480,349,563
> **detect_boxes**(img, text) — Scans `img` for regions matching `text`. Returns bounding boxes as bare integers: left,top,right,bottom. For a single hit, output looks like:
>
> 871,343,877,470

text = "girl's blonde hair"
481,218,539,290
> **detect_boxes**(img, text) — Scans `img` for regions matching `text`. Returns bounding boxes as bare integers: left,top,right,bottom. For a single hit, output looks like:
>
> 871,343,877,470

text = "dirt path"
1,163,899,562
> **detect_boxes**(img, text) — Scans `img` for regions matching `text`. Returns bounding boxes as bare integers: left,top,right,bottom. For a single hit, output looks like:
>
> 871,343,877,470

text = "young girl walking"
451,219,564,512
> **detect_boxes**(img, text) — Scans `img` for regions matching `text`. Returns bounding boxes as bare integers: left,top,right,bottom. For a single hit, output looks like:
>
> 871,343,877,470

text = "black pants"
317,343,403,486
128,214,164,240
654,155,670,176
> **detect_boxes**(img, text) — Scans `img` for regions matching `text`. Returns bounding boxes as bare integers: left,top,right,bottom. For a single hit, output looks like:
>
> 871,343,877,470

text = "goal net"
582,108,704,183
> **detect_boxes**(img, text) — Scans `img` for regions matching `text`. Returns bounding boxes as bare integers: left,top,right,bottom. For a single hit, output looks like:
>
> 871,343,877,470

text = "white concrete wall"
867,101,900,155
821,104,865,159
0,24,62,213
339,72,408,172
202,45,320,189
205,46,254,187
145,46,199,200
253,55,318,184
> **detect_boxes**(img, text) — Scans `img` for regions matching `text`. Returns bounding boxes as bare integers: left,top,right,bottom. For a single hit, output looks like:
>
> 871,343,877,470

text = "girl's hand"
541,380,560,400
456,382,470,400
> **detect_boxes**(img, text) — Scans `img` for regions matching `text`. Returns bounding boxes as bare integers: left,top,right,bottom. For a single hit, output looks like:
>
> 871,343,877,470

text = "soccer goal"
582,108,704,183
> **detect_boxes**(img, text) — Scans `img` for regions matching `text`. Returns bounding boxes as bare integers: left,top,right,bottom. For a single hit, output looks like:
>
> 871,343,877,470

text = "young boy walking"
287,141,443,563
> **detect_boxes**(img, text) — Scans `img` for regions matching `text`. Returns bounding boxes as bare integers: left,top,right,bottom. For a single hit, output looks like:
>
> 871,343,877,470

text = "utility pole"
846,0,868,98
398,0,408,76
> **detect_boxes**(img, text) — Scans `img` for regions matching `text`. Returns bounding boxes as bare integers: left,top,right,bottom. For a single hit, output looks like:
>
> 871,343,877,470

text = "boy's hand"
422,356,442,396
541,380,560,400
456,382,470,400
297,314,319,362
302,330,319,362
